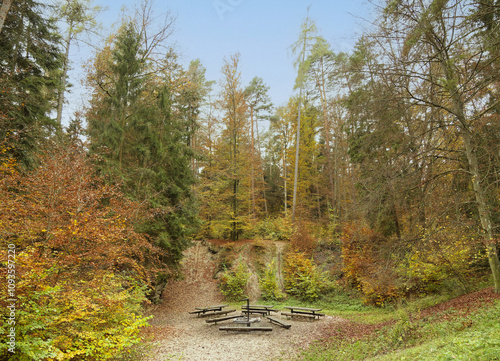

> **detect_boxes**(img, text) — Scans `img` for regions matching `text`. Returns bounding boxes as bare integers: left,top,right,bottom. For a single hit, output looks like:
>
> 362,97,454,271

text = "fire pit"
234,298,260,327
233,316,260,325
218,298,273,332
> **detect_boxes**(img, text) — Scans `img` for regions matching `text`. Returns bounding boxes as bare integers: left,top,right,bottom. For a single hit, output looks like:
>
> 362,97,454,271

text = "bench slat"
195,304,228,310
242,305,274,309
242,307,279,312
284,306,322,312
199,309,236,318
219,326,273,332
281,311,315,319
205,315,242,324
267,316,291,329
242,309,268,315
285,310,325,317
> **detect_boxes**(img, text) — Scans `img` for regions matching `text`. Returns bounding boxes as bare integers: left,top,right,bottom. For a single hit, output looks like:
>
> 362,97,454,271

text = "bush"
0,251,151,361
255,217,293,241
400,225,478,294
259,260,284,301
0,144,161,360
291,222,316,255
283,251,327,301
218,259,250,301
341,223,401,306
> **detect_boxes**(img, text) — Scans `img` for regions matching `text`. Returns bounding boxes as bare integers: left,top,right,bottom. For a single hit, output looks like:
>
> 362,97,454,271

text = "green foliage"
296,297,500,361
255,217,293,241
259,260,285,301
0,252,151,361
85,20,202,282
0,0,64,168
218,259,250,301
283,251,327,301
399,225,478,294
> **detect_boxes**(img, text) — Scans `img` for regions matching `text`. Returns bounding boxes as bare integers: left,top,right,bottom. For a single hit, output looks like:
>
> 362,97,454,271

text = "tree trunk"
317,57,336,213
0,0,13,34
231,107,238,242
445,64,500,292
254,114,268,216
462,128,500,292
250,107,256,219
291,93,302,223
283,138,288,216
437,34,500,293
57,28,73,127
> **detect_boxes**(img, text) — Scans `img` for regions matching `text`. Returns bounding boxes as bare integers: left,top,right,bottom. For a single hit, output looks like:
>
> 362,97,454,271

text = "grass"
264,290,399,324
296,295,500,361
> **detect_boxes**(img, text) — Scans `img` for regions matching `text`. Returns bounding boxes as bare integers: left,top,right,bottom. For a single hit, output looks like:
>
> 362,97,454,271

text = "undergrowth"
297,298,500,361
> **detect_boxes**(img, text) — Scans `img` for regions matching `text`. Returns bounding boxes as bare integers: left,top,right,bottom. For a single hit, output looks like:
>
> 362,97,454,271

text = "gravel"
146,241,343,361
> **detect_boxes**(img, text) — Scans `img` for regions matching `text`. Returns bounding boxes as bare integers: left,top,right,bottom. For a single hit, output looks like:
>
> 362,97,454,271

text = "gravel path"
146,241,343,361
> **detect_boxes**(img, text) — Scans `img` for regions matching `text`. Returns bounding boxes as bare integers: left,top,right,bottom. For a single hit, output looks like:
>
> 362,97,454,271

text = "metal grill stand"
233,298,260,327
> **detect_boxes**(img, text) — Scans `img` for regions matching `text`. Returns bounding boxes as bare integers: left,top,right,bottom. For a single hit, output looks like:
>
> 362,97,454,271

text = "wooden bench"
282,306,324,319
199,309,236,318
281,311,316,319
242,309,269,316
195,304,228,311
189,305,229,317
219,326,273,332
205,314,242,325
267,316,291,329
241,305,279,316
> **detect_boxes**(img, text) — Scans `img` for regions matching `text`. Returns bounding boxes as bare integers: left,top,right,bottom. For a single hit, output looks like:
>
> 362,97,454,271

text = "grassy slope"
297,289,500,361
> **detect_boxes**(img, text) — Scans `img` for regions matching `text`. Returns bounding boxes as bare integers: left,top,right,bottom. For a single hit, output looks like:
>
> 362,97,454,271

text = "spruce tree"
0,0,63,167
86,20,202,302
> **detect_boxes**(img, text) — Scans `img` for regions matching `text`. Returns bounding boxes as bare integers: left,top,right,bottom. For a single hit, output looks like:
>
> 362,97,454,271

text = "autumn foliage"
0,142,167,360
283,250,327,301
341,223,400,306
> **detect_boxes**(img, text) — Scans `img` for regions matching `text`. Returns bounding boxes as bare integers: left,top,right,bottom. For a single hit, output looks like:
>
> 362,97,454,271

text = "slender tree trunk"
254,114,268,216
317,58,336,212
0,0,13,34
232,107,238,242
57,28,73,127
408,25,500,292
250,107,256,219
283,141,287,216
462,128,500,292
291,92,302,223
440,55,500,292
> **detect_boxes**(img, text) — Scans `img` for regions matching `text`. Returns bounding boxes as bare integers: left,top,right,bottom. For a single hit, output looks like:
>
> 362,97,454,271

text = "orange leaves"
0,142,161,358
0,142,166,282
341,222,400,306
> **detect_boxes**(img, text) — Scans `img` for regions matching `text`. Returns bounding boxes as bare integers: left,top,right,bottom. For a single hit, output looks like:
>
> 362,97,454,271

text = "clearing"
144,240,343,361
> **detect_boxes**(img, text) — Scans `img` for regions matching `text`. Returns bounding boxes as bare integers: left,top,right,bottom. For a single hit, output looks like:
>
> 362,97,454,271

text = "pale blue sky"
63,0,377,126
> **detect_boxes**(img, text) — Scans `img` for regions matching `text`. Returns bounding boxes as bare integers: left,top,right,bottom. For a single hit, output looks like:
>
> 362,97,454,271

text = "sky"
63,0,377,127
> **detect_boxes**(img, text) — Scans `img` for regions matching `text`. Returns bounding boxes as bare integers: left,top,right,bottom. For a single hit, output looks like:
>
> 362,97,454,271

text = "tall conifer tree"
0,0,63,167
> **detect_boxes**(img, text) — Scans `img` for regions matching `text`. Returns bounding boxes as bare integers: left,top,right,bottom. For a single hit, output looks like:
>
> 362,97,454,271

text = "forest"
0,0,499,360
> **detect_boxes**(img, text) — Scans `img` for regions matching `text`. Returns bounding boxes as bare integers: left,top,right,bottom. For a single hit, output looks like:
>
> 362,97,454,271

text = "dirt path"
146,240,343,361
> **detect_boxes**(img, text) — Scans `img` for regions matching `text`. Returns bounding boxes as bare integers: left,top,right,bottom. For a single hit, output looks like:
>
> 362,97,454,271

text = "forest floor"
143,240,500,361
144,240,344,361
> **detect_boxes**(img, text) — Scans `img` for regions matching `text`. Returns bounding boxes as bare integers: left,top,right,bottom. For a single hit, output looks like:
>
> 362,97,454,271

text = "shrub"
290,222,316,255
400,225,478,294
259,260,284,301
283,251,327,301
255,217,293,241
218,259,250,301
341,223,401,306
0,251,151,361
0,143,161,360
